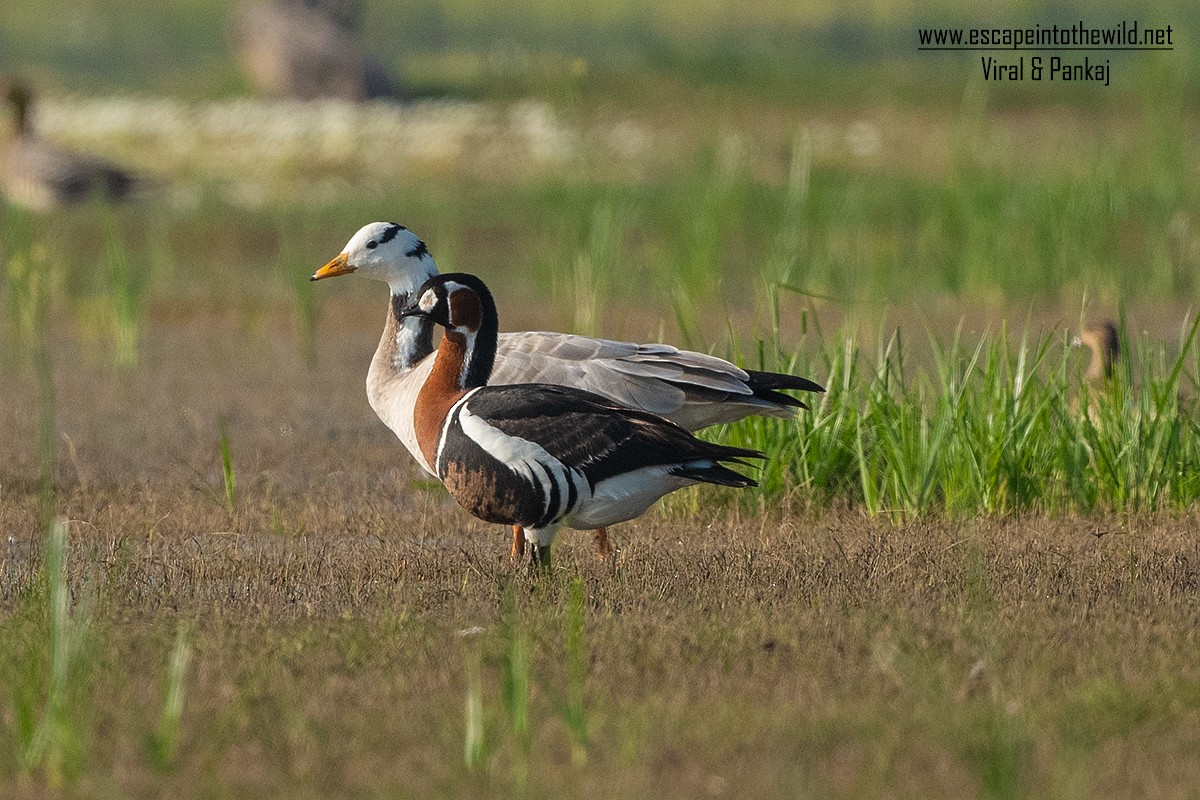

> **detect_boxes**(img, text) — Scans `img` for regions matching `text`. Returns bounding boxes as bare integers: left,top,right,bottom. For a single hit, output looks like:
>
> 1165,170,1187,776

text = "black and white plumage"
312,222,821,558
398,273,764,564
310,222,823,472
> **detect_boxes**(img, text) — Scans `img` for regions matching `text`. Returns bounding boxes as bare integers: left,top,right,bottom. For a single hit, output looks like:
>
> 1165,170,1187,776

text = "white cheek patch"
418,288,439,312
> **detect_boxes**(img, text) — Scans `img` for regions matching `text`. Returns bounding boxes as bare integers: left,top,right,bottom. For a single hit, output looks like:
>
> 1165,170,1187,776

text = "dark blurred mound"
233,0,404,101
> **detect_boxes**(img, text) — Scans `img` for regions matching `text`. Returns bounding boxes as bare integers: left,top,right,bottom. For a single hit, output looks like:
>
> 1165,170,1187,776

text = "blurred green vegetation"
1,106,1193,323
2,4,1200,797
0,0,1195,105
1,0,1193,314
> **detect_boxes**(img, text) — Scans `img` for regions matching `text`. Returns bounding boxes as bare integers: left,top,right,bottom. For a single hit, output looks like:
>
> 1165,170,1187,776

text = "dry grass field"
3,1,1200,796
2,305,1199,798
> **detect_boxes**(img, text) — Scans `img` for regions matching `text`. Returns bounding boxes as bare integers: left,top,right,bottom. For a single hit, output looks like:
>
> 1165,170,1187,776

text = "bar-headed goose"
233,0,397,100
312,222,823,558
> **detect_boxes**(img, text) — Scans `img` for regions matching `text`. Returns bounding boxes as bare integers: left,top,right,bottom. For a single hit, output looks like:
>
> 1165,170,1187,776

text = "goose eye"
366,241,378,249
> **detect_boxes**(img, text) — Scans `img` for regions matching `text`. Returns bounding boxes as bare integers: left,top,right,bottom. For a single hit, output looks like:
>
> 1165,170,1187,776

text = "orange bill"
310,252,355,281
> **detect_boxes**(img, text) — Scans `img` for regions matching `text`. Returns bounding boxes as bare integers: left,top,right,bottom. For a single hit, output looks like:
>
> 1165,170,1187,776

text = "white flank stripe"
455,405,578,522
435,388,482,474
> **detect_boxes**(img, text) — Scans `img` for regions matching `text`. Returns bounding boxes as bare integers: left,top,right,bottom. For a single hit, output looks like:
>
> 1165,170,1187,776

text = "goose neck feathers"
375,292,436,374
4,82,30,135
1076,321,1119,381
399,273,499,391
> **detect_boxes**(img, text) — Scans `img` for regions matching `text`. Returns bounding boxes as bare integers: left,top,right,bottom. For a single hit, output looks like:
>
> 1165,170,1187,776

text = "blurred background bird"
1071,319,1198,428
232,0,403,101
1070,320,1121,423
1,79,152,210
1073,321,1120,385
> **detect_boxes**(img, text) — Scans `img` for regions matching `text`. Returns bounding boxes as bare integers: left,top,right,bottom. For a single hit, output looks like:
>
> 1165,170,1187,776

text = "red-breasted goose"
396,272,763,565
311,222,822,558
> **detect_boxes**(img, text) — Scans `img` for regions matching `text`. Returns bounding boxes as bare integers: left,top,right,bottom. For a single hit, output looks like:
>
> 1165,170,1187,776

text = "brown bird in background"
1073,321,1120,384
233,0,401,101
2,80,150,210
1072,319,1199,423
1070,321,1120,423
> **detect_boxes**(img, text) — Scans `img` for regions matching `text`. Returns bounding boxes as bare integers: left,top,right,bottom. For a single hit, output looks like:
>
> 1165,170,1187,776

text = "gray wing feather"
627,348,749,376
600,359,685,380
613,360,750,393
492,331,772,424
505,331,755,394
609,372,687,414
499,331,640,362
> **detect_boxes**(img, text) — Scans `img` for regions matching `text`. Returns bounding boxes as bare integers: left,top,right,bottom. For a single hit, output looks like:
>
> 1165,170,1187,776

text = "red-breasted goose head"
398,273,499,389
398,273,496,336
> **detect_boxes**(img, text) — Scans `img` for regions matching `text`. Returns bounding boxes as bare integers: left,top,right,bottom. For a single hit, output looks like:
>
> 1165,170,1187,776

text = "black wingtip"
743,369,825,411
669,459,761,489
746,370,826,395
766,394,810,410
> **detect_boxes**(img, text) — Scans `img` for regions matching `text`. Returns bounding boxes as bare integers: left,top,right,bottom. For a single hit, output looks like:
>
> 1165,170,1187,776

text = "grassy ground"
3,111,1199,793
3,1,1200,796
1,271,1199,797
2,499,1200,798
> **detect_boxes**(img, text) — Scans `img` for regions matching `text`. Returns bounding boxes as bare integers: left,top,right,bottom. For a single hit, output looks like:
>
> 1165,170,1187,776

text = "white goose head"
311,222,438,296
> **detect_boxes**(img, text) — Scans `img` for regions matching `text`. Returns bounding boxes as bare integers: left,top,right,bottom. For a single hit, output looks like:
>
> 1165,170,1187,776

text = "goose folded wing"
491,331,757,417
464,384,761,486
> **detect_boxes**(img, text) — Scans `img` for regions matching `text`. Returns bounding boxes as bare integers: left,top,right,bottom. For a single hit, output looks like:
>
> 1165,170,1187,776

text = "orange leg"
512,525,610,561
593,527,613,560
510,524,526,561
